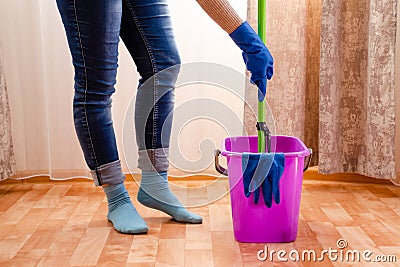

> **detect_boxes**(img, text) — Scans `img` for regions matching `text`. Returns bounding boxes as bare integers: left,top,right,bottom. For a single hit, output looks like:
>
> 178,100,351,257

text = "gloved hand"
229,21,274,102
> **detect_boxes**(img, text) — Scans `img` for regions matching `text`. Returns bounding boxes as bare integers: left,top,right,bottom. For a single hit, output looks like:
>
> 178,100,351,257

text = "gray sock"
137,172,202,224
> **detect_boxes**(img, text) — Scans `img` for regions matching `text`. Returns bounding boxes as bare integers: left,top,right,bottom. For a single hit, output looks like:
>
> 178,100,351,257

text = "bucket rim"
220,135,310,158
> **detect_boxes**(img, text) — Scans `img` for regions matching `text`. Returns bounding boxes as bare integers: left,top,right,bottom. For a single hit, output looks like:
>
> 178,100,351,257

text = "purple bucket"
215,135,312,243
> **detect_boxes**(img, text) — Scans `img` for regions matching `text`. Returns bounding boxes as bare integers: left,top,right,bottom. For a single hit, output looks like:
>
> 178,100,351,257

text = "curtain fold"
244,0,310,140
243,0,315,153
304,0,321,166
319,0,397,179
244,0,398,181
0,46,16,181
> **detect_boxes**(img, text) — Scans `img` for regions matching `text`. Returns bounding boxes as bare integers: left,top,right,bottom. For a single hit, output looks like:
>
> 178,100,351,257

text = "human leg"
120,0,201,223
56,0,147,233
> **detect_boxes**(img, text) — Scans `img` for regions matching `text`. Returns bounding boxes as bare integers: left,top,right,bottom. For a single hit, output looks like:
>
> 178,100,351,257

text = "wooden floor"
0,179,399,266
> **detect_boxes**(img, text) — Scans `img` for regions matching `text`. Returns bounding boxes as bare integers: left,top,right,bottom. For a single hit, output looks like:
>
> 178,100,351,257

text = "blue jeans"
56,0,180,186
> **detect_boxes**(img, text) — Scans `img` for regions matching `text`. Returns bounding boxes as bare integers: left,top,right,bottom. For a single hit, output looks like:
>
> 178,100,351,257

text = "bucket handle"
303,148,313,172
214,149,228,176
215,148,313,175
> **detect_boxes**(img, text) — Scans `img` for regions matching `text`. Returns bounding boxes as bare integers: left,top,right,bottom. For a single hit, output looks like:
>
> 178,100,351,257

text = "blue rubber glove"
242,153,274,203
261,153,285,207
230,21,274,102
242,153,285,208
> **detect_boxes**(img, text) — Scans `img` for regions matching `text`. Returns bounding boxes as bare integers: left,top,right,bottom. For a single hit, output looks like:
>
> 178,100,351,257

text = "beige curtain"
245,0,398,181
319,0,397,180
263,0,308,142
244,0,318,156
0,46,16,181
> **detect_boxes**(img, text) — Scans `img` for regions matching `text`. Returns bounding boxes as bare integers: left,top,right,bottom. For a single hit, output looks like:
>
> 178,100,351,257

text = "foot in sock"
103,183,148,234
137,171,202,224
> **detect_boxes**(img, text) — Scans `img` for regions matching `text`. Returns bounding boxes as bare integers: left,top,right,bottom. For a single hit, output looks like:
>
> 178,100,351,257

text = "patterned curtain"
319,0,397,179
244,0,398,180
244,0,320,161
0,46,16,181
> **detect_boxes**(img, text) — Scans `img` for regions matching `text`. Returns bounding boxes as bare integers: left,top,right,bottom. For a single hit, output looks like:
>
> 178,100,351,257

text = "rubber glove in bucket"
242,153,285,208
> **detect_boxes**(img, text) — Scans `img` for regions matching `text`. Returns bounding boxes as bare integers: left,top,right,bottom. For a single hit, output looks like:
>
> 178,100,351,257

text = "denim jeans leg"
56,0,125,186
120,0,181,172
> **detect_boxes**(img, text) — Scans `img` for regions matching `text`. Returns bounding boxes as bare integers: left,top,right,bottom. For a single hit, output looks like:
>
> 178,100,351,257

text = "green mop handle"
257,0,267,153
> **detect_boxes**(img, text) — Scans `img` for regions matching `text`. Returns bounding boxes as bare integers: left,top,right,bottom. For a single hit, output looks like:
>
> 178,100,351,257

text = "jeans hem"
138,148,169,172
90,159,125,186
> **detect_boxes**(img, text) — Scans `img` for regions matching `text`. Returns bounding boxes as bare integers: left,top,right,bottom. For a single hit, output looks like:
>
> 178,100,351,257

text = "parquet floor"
0,179,399,266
